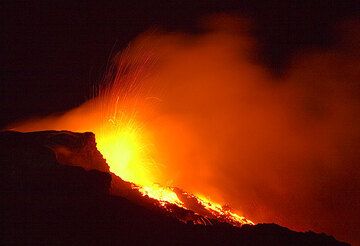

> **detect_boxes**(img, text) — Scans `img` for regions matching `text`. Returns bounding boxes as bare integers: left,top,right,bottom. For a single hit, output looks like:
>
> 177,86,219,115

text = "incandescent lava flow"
8,29,254,227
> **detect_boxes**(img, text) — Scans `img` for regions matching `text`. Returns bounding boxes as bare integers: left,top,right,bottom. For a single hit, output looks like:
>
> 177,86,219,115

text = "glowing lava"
93,84,254,226
94,116,185,206
11,41,254,227
95,118,154,186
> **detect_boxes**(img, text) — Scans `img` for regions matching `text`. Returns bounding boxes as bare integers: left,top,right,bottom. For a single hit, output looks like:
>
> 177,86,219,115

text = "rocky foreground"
0,130,350,245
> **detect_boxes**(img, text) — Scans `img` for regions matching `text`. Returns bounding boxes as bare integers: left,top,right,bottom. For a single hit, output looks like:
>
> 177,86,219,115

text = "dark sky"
1,0,358,128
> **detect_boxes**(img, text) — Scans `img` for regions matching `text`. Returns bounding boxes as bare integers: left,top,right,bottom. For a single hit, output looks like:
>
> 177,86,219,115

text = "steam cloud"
11,16,360,244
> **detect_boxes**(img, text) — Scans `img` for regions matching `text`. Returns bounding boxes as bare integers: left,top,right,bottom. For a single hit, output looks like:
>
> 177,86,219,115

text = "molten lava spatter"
93,104,253,226
94,114,253,225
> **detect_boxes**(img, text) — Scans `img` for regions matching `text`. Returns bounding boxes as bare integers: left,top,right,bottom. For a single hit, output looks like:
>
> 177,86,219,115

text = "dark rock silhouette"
0,130,350,245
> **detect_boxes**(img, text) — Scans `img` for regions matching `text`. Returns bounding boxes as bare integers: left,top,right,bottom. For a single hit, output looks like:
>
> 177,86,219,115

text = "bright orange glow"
95,118,154,186
91,69,252,224
137,185,183,206
195,194,254,225
92,109,184,207
95,111,253,223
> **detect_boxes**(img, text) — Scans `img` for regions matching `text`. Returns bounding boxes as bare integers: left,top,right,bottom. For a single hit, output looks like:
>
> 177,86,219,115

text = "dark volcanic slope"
0,130,349,245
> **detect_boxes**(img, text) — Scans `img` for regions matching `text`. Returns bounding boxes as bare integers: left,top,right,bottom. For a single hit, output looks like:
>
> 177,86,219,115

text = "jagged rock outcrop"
0,130,350,245
0,130,111,196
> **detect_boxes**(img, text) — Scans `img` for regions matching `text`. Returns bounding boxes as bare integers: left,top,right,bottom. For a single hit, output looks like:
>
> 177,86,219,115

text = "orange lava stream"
94,108,253,226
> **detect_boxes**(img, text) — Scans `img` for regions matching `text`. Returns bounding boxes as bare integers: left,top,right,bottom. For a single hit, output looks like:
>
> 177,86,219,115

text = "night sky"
2,1,358,128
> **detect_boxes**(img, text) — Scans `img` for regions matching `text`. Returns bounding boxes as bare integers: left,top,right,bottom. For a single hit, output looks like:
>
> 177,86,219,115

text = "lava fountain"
91,45,253,224
92,49,186,207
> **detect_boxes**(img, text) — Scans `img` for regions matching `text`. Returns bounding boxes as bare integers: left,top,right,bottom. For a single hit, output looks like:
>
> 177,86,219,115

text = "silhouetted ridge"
0,130,349,245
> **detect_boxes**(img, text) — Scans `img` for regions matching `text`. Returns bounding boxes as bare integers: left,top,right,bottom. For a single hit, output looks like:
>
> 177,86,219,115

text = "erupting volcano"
10,35,255,227
3,12,359,245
